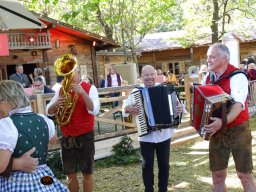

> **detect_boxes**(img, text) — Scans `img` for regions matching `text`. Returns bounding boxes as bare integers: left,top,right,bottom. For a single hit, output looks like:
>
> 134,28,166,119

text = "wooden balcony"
8,32,51,50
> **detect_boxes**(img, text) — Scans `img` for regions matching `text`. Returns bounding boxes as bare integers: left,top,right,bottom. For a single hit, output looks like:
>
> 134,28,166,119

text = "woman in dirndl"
0,80,68,191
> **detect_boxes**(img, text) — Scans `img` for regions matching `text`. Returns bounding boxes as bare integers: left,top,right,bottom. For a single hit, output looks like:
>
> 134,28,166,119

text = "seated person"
33,76,55,94
166,71,178,85
155,69,166,83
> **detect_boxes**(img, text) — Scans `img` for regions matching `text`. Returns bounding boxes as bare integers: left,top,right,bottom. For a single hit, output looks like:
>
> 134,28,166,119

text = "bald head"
141,65,156,87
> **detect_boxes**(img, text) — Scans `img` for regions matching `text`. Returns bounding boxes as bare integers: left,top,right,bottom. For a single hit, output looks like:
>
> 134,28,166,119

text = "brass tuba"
54,54,79,126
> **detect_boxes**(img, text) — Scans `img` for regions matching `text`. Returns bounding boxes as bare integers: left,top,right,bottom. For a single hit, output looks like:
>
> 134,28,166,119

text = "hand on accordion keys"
204,117,222,137
125,104,139,116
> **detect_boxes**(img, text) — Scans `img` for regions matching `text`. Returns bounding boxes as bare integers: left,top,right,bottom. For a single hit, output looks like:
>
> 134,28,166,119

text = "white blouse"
0,110,55,153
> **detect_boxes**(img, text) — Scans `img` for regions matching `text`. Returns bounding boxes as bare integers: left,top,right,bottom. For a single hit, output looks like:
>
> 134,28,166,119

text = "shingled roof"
136,30,256,52
136,31,185,52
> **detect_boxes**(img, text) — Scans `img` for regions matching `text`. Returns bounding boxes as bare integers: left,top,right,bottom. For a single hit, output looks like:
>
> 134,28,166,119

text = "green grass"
57,116,256,191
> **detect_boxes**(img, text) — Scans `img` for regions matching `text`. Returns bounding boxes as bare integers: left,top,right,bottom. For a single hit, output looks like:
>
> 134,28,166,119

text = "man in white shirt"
122,65,183,192
105,65,122,107
201,43,256,192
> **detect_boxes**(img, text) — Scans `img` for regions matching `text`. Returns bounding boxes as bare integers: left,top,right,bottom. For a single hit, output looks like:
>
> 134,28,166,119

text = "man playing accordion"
122,65,184,192
201,43,256,191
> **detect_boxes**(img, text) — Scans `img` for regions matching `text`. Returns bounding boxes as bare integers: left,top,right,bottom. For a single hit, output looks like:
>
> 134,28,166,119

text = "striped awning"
0,0,46,31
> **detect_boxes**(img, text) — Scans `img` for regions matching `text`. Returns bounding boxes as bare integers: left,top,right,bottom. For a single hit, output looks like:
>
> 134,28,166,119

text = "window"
168,62,180,74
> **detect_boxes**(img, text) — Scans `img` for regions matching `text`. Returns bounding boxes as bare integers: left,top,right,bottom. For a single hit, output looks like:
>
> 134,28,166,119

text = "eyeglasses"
33,82,43,88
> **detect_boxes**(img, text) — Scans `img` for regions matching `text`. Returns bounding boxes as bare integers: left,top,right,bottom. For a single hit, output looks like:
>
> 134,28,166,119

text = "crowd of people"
239,62,256,80
1,45,256,191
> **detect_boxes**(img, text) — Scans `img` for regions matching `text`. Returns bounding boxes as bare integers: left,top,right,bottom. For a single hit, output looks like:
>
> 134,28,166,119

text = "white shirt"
105,73,122,87
46,81,100,116
51,83,62,92
201,73,248,109
0,107,55,152
39,75,46,85
122,86,176,143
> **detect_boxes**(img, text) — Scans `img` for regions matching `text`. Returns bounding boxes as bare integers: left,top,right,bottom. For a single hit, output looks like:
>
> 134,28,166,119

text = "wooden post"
36,93,44,114
184,75,191,113
184,75,199,113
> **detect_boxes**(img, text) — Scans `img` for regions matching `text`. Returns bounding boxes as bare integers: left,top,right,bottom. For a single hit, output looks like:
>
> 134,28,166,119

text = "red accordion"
191,85,232,140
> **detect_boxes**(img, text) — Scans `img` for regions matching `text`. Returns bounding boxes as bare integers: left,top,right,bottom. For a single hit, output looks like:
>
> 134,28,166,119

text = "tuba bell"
54,54,79,126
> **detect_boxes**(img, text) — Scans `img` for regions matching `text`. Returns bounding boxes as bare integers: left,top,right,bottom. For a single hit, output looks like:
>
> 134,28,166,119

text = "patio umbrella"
0,0,46,31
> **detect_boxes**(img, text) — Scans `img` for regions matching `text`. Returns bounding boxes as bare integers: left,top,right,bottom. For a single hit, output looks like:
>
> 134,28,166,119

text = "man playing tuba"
46,54,100,192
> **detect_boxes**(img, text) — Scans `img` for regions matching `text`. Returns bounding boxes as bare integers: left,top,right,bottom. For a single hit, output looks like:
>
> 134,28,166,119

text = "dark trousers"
140,138,171,192
110,92,121,107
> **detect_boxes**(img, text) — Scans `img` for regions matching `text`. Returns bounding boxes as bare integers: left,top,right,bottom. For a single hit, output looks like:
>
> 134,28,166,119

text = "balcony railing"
8,32,51,50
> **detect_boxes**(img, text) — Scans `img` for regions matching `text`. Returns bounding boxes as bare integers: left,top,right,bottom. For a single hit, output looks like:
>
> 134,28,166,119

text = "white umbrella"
0,0,46,31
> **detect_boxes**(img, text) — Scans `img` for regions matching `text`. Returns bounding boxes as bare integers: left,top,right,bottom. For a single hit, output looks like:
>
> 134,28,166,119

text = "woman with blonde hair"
29,68,46,85
0,80,68,191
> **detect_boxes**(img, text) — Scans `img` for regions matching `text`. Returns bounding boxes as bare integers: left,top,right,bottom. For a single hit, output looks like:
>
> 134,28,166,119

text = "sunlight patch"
187,151,208,155
174,181,190,189
173,162,187,167
192,159,209,167
197,176,242,189
190,140,209,149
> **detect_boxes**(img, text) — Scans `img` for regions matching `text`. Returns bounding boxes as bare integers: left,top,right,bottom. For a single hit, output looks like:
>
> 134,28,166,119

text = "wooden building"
0,6,118,86
97,31,256,79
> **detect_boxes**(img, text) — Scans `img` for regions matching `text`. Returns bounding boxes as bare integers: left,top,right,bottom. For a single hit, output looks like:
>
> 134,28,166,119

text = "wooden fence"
30,79,256,140
30,85,137,140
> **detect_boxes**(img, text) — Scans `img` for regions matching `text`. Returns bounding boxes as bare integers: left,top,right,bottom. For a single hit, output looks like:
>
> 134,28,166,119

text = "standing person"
202,43,256,192
122,65,183,192
246,63,256,80
105,65,122,107
0,80,68,191
29,68,46,85
9,64,31,88
46,66,100,192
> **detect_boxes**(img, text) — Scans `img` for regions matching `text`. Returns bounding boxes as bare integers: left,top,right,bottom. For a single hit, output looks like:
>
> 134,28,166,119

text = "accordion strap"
211,70,248,84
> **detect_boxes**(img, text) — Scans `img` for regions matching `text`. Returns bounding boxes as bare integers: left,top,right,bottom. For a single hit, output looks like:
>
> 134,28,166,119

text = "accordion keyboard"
132,91,148,137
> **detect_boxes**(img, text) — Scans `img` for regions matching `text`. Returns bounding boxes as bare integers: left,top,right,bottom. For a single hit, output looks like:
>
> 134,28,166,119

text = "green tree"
179,0,256,45
21,0,177,67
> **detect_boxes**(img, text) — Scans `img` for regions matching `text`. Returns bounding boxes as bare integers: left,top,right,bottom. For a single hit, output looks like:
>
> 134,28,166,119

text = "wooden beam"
95,117,136,128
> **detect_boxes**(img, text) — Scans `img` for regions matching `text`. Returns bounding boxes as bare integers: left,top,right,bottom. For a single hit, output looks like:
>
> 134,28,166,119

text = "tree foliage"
179,0,256,46
20,0,256,53
20,0,177,65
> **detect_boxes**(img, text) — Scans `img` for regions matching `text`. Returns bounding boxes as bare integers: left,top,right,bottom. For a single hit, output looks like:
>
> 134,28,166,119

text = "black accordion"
132,85,181,137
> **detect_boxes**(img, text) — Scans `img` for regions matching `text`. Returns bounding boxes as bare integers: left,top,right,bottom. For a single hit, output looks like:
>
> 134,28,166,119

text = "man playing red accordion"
201,43,256,192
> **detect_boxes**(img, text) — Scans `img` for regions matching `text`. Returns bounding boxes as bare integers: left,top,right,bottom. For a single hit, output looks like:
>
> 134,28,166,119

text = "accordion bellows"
132,85,180,137
191,85,232,140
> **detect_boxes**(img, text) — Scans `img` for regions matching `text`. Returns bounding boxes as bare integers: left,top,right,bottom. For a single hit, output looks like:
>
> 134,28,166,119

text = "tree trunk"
211,0,219,43
130,47,139,77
